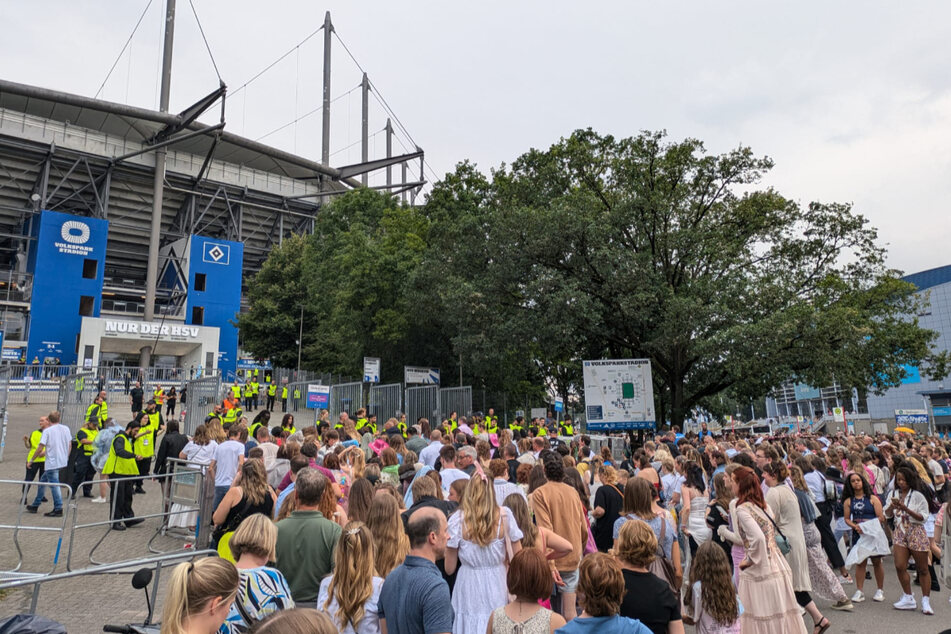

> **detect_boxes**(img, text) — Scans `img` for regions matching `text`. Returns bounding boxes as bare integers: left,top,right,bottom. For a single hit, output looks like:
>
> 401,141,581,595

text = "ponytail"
160,558,239,634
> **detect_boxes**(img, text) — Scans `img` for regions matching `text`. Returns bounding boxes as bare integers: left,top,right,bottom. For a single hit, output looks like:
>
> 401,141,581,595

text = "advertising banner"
306,384,330,409
895,409,929,425
404,366,440,385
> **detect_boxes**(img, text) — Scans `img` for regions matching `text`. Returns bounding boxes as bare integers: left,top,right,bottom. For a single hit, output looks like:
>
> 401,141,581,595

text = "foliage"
420,130,948,426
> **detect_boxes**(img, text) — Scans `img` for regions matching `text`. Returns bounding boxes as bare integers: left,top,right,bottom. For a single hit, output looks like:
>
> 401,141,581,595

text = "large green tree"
421,130,948,427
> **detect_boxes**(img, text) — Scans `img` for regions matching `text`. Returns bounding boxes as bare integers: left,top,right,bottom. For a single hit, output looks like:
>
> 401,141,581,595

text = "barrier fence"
181,375,223,435
406,385,439,426
438,386,472,421
0,367,10,461
331,381,364,422
56,372,99,434
369,383,403,422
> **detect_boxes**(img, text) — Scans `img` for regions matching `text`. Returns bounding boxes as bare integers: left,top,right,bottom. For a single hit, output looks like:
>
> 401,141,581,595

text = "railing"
0,271,33,303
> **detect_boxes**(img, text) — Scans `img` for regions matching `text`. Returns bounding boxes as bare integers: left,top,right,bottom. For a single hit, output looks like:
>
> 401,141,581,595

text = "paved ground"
0,403,948,633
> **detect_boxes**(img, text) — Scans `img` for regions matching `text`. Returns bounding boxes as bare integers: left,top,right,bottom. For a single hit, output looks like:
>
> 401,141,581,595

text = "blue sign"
188,236,243,375
793,383,821,400
554,397,564,413
934,406,951,417
895,414,929,425
307,384,330,409
586,420,656,431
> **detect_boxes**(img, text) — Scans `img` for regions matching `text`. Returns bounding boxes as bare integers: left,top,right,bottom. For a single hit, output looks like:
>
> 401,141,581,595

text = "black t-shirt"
592,483,624,551
619,569,681,634
130,387,144,407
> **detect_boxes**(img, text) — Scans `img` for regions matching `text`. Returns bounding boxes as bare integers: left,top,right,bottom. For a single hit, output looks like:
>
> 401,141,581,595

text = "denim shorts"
558,567,580,594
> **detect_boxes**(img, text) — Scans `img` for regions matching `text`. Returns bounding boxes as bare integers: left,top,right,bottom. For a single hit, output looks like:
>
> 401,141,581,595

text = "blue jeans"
213,485,229,512
31,468,63,510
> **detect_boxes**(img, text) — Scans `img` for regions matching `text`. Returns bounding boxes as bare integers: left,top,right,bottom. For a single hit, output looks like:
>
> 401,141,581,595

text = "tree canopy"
237,129,947,426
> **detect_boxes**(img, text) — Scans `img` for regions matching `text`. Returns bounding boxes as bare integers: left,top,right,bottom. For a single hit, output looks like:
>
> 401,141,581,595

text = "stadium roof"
0,78,354,185
903,264,951,292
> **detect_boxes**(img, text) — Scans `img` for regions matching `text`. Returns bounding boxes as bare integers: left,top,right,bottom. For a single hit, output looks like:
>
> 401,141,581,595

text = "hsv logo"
202,242,230,265
60,221,90,245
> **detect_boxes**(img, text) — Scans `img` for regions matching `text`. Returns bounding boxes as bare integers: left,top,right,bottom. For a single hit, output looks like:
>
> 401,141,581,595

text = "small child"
682,541,743,634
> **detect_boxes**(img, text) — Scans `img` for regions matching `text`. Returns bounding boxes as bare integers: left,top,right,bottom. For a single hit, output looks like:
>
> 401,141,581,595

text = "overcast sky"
4,1,950,274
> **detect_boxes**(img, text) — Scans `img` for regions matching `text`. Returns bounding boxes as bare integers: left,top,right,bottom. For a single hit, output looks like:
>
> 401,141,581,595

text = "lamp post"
296,304,304,373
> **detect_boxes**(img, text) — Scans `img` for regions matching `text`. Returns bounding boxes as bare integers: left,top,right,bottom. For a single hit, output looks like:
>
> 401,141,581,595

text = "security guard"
153,384,165,407
133,400,164,494
231,382,242,400
222,404,242,429
484,413,499,435
292,386,302,410
280,384,289,412
358,414,378,436
102,419,143,530
355,408,369,433
97,390,109,428
22,419,46,489
249,379,260,410
559,415,575,436
397,413,408,437
71,417,99,498
447,411,459,432
266,382,277,412
85,394,105,429
243,382,254,410
509,416,525,436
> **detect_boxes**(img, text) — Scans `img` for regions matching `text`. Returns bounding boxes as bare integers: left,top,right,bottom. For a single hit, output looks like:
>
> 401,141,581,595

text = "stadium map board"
583,359,656,430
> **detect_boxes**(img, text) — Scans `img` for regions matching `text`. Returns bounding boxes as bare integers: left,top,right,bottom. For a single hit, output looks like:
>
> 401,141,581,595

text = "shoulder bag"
649,512,680,599
762,507,791,555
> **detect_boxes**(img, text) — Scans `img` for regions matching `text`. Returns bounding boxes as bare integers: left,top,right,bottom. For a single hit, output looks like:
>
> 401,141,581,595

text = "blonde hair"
228,513,276,561
160,558,238,634
252,608,336,634
205,418,226,443
345,447,366,479
599,465,619,485
322,522,376,630
460,474,499,547
365,494,409,577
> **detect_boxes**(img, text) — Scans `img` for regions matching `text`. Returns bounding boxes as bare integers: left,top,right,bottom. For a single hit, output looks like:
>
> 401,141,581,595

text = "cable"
94,0,154,99
187,0,222,82
254,83,361,142
230,25,325,98
333,29,440,186
330,127,384,159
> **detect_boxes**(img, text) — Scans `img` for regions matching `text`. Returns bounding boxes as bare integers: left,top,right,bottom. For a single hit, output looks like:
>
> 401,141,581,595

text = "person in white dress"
445,471,523,634
318,521,383,634
680,462,711,557
168,423,217,530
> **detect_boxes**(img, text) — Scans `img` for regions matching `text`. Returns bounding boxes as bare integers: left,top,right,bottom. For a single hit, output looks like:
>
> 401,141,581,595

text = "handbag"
763,508,791,555
581,507,597,555
211,497,252,549
649,512,680,598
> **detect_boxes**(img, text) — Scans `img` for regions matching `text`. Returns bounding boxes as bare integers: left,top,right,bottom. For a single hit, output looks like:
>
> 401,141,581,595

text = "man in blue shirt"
379,506,453,634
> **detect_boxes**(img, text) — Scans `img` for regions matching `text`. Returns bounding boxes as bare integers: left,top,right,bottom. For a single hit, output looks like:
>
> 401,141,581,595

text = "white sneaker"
894,594,917,610
872,589,884,602
922,597,933,615
91,497,107,504
840,574,854,585
851,590,865,603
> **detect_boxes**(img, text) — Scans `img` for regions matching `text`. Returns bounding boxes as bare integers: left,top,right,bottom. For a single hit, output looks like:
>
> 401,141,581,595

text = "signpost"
363,357,381,384
582,359,655,431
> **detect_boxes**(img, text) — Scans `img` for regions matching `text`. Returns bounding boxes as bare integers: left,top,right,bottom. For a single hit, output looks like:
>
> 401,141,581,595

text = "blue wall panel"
186,236,242,375
27,211,108,364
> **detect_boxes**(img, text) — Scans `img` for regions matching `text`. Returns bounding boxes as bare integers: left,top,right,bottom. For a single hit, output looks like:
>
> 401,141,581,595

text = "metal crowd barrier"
331,381,364,421
65,466,213,571
0,548,216,616
439,386,472,421
0,479,74,577
181,374,223,435
406,385,439,427
369,383,403,422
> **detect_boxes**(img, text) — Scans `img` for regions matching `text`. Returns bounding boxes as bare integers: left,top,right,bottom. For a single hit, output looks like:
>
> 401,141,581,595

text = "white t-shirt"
39,423,73,470
213,439,245,487
439,468,470,496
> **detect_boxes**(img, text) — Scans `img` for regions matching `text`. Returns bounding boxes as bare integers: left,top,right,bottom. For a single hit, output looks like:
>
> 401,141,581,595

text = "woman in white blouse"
884,465,934,615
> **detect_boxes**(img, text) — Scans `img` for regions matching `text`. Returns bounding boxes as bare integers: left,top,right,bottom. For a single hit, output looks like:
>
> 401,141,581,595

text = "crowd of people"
21,394,951,633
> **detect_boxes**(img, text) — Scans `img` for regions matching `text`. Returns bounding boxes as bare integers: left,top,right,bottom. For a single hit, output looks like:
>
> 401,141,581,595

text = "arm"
670,533,683,588
736,505,765,569
871,495,886,524
717,499,742,545
668,620,685,634
30,443,47,463
680,487,691,534
540,527,574,560
444,546,459,575
843,498,859,533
